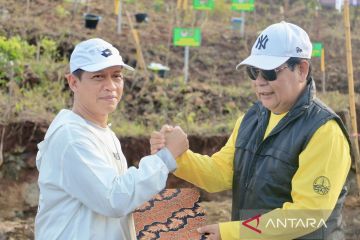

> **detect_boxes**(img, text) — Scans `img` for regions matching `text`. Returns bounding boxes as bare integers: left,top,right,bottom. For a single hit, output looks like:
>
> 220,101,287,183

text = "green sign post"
312,42,323,57
173,28,202,83
193,0,215,10
231,0,255,12
312,42,326,93
173,28,202,47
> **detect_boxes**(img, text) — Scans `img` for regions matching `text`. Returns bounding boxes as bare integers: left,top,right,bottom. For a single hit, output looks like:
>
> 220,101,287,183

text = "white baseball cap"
70,38,135,73
236,21,312,70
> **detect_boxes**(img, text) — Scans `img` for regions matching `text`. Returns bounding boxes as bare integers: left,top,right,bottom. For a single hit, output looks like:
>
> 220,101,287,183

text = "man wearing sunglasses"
150,21,351,239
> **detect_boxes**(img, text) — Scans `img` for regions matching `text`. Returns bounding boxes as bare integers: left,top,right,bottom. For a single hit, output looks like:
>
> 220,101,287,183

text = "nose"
104,75,118,91
254,74,268,86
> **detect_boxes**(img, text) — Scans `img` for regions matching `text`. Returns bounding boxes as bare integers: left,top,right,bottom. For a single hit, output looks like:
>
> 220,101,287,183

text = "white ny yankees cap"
70,38,134,73
236,21,312,70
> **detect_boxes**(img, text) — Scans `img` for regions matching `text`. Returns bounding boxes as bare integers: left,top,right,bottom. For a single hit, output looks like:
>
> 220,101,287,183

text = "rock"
346,169,359,196
0,234,6,240
22,182,39,208
25,154,36,169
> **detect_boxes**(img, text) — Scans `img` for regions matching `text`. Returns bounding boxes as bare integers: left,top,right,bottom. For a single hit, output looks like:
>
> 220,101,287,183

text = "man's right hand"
150,125,173,154
150,125,189,158
165,126,189,159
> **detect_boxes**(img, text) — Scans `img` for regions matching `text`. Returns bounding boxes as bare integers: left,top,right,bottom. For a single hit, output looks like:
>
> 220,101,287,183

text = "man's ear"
66,73,79,92
298,60,309,83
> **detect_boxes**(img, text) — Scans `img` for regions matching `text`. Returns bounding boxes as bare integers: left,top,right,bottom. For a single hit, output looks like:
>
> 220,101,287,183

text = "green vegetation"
318,91,358,112
0,0,358,137
0,34,250,136
110,76,249,137
0,32,356,137
0,37,36,86
55,4,71,19
0,36,68,124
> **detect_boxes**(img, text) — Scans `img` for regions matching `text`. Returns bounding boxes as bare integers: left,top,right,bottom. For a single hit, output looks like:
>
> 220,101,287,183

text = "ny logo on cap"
101,49,113,57
255,35,269,50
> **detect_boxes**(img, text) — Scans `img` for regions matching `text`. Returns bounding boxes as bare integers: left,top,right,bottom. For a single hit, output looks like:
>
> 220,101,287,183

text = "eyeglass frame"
246,65,289,81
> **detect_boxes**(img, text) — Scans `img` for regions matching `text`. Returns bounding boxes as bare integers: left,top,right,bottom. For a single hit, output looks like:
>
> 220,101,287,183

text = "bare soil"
0,130,359,239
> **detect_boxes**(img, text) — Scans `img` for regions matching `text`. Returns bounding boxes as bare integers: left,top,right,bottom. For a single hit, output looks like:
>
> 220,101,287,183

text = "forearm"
174,150,233,192
62,143,175,217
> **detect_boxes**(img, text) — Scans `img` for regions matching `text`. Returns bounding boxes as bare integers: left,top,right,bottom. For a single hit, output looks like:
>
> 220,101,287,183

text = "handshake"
150,125,189,159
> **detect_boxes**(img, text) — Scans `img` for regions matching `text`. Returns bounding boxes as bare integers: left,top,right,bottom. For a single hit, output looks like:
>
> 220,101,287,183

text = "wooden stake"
177,0,182,10
71,0,80,20
183,0,188,10
36,39,41,62
117,0,122,34
321,48,326,93
343,0,360,195
125,11,148,76
283,0,288,19
86,0,90,13
165,4,175,67
26,0,30,17
240,11,245,38
184,46,189,83
0,127,5,168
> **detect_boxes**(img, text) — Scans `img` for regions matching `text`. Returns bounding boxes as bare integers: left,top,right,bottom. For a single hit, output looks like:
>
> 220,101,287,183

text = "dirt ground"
0,179,359,239
0,197,359,239
0,134,359,239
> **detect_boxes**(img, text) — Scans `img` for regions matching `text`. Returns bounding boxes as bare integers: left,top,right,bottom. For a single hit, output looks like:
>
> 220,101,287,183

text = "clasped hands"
150,125,189,159
150,125,222,240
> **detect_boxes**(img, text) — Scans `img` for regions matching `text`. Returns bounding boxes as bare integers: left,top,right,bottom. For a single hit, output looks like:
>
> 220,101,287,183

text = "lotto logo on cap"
236,21,312,70
70,38,134,73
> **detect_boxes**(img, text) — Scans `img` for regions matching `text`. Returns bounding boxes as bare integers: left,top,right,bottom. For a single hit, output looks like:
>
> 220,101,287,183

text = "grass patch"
317,91,358,112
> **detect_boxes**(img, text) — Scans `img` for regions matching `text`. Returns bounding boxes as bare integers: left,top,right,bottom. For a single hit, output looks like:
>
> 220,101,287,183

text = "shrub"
0,36,36,86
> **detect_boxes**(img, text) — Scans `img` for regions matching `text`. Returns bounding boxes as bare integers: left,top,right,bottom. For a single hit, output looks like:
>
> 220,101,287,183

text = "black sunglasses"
246,65,288,81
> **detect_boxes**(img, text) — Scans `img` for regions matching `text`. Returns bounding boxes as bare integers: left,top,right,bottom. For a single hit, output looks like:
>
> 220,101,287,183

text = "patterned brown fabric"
134,188,208,240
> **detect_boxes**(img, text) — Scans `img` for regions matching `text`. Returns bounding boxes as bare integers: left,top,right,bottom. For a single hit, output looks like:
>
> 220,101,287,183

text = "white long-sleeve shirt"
35,109,176,240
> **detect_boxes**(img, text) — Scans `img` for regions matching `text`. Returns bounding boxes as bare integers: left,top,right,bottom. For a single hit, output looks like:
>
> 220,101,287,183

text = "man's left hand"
198,224,221,240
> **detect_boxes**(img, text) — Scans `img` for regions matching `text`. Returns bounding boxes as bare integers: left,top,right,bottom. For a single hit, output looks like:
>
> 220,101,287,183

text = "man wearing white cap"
151,22,351,239
35,38,188,239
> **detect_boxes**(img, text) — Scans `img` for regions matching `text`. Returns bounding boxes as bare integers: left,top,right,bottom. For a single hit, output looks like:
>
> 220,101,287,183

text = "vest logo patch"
313,176,330,195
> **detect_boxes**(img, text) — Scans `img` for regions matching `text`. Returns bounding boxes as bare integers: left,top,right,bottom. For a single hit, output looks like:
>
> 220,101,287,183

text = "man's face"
70,66,124,117
251,61,308,114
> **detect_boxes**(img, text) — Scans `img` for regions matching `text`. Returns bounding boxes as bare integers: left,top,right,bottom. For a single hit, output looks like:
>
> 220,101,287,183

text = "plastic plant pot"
158,69,168,78
135,13,148,23
84,13,101,29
